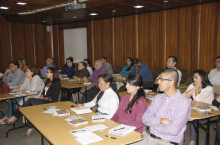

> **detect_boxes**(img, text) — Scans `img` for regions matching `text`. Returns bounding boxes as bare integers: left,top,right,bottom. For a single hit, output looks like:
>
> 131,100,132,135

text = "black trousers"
14,98,49,129
82,86,99,103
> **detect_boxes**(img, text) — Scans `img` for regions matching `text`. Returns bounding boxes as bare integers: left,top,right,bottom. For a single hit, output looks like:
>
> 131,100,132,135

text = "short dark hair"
79,61,86,67
132,58,140,64
22,59,27,65
66,57,73,62
193,70,212,88
83,59,91,66
168,56,177,66
101,57,107,62
216,56,220,60
27,66,38,77
46,67,60,83
9,61,19,68
161,68,179,88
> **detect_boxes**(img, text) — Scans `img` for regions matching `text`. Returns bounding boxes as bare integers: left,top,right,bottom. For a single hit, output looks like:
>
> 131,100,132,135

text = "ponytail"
125,88,145,114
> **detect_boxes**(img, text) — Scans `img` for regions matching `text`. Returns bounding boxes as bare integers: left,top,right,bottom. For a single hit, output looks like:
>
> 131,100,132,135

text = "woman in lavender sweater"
111,74,148,133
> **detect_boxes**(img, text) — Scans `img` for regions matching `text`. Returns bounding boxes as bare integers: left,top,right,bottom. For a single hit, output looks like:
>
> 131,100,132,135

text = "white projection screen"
63,27,87,63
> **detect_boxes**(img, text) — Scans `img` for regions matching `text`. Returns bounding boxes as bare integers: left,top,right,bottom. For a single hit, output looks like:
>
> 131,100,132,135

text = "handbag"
0,82,11,93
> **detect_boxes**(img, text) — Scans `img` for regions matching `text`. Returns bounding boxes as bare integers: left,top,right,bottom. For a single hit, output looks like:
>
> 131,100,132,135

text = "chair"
180,70,188,84
114,66,122,74
213,84,220,94
0,111,4,117
58,90,62,102
153,68,162,80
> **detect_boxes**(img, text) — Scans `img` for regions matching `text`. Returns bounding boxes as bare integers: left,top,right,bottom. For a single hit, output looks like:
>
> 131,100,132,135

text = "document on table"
85,124,108,132
42,106,59,114
75,133,103,145
71,108,92,115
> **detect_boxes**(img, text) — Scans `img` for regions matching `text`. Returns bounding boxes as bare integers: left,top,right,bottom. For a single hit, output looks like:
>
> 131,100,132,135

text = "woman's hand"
76,78,81,81
76,104,85,109
195,83,202,90
84,78,89,83
39,95,44,99
216,95,220,102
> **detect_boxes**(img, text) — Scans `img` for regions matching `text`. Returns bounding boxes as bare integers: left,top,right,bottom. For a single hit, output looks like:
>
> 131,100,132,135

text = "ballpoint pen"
114,127,125,131
71,130,86,133
93,118,104,120
105,135,116,139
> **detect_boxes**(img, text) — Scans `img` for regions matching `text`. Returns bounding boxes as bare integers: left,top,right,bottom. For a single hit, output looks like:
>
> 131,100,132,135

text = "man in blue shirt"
130,58,153,88
59,57,75,78
40,58,55,78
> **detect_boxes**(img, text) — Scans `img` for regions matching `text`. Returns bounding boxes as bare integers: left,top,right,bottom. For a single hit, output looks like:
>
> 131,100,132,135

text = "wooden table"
20,101,143,145
0,90,39,138
119,91,220,145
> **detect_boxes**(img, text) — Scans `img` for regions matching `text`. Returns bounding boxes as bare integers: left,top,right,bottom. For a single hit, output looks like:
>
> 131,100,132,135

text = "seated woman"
0,66,44,124
71,62,90,102
20,59,28,73
183,69,214,145
59,57,75,78
212,96,220,145
40,58,54,78
76,73,120,119
111,74,148,133
116,57,134,90
4,67,61,138
17,58,22,68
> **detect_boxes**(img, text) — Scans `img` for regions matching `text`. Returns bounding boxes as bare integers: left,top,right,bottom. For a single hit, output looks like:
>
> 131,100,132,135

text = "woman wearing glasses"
4,67,61,138
111,74,148,133
183,69,214,145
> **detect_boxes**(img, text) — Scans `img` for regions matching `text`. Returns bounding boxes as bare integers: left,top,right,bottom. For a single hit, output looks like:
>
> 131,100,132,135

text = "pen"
44,108,47,110
93,118,104,120
105,135,116,139
114,127,125,131
71,130,86,133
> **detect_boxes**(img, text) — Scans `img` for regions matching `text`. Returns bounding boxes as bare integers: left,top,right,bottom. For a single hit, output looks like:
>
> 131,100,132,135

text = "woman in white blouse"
183,69,214,145
0,66,44,124
183,69,214,104
76,73,120,119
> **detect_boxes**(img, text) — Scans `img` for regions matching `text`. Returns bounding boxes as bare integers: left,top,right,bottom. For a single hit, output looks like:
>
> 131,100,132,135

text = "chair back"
180,70,188,84
213,84,220,94
58,90,62,102
153,68,162,77
114,66,122,74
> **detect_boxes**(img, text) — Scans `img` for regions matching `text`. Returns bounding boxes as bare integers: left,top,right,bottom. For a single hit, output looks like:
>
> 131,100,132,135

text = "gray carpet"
0,100,217,145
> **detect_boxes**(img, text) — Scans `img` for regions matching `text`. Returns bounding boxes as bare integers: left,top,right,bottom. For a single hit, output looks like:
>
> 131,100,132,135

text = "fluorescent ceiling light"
133,5,144,8
73,16,77,18
43,21,46,22
90,13,98,16
17,2,27,5
112,10,116,12
164,0,168,2
0,6,9,9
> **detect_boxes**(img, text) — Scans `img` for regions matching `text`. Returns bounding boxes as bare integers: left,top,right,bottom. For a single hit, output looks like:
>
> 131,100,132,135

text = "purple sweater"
88,66,108,88
111,94,148,133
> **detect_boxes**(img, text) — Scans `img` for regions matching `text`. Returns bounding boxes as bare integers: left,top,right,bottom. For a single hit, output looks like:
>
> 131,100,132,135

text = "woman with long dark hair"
76,73,120,119
4,67,61,138
183,69,214,104
120,57,134,75
183,69,214,145
111,74,148,133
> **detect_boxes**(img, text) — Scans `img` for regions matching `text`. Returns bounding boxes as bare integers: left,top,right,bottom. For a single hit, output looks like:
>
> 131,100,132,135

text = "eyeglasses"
158,77,172,82
45,72,52,74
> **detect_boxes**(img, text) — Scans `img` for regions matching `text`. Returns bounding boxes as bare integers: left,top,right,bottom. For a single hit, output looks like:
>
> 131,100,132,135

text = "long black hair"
193,70,212,88
96,73,120,104
125,57,133,71
125,74,145,113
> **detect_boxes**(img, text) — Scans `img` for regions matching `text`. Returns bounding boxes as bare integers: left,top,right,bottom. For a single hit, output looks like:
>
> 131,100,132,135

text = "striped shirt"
142,90,191,143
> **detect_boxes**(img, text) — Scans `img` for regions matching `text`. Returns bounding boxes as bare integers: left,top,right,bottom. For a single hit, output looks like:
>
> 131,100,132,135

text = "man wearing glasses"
142,68,191,145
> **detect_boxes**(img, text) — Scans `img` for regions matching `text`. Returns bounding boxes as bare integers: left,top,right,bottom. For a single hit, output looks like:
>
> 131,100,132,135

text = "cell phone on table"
68,105,76,109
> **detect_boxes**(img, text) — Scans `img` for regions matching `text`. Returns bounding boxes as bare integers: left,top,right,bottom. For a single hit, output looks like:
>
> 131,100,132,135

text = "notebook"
67,116,88,126
75,133,103,145
107,124,136,136
71,108,92,115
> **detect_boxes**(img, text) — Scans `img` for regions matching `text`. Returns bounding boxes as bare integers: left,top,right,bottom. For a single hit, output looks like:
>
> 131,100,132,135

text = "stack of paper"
52,109,70,116
71,108,92,115
145,95,155,100
60,77,69,80
70,128,92,137
65,116,88,125
92,115,105,122
69,79,76,82
84,82,91,85
144,89,152,93
107,124,136,136
192,106,212,112
42,106,60,114
75,133,103,145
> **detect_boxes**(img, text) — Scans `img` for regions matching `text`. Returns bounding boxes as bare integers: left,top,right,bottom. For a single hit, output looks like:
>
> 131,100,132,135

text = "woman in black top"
5,67,61,138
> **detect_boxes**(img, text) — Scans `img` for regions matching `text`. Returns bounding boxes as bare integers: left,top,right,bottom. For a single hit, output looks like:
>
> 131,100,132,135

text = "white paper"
145,95,155,100
69,79,76,82
11,89,21,92
0,73,3,77
92,115,105,122
85,124,108,132
71,108,92,115
70,128,92,137
60,77,69,80
75,133,103,145
84,82,91,85
144,89,152,93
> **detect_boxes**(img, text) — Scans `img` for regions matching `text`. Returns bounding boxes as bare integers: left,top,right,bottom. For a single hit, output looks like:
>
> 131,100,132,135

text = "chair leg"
0,111,4,117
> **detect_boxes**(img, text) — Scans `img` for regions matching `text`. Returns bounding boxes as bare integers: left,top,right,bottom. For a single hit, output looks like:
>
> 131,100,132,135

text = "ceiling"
0,0,219,24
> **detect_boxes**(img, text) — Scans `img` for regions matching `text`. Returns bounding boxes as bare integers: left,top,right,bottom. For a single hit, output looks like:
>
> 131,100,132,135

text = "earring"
107,86,109,88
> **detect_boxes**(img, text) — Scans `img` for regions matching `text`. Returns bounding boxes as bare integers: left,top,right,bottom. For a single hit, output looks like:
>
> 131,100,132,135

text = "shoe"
0,120,5,124
4,119,18,125
23,128,34,138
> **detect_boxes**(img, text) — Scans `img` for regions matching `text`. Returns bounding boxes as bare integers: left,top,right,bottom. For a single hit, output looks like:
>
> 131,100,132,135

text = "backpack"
0,82,10,93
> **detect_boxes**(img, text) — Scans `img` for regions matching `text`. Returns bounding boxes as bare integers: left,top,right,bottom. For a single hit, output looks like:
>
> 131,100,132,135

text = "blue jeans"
6,97,23,117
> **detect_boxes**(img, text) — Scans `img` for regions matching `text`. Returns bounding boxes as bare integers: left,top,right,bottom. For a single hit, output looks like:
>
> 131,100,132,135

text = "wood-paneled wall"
0,15,64,73
1,2,220,76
